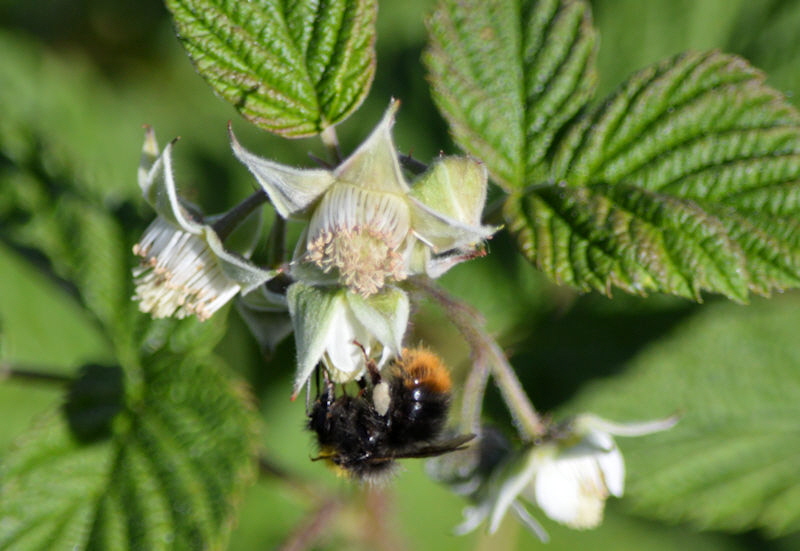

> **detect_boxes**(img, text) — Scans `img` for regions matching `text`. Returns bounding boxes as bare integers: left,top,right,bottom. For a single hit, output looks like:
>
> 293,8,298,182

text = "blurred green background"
3,1,800,549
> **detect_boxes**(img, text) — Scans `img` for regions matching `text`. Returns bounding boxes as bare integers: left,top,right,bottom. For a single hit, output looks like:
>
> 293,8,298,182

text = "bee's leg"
321,369,336,406
309,364,336,408
352,340,390,414
352,339,382,386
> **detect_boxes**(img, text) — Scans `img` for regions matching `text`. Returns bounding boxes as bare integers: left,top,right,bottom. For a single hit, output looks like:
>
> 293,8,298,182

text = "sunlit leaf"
425,0,597,190
165,0,377,137
507,51,800,300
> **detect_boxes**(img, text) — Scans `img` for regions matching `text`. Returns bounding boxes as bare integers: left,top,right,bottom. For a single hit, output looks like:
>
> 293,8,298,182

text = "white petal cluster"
133,221,242,320
527,428,625,529
287,282,408,395
232,100,497,298
457,414,678,539
135,101,497,396
132,128,275,321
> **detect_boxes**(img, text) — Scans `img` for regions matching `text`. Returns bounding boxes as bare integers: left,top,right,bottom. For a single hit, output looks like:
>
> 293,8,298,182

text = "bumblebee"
307,347,474,481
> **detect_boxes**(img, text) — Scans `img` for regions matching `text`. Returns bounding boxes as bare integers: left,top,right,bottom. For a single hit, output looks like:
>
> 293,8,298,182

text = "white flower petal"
133,130,276,322
534,454,607,529
488,445,551,534
596,445,625,497
287,283,404,394
133,219,241,321
322,302,370,382
308,184,412,249
304,184,411,296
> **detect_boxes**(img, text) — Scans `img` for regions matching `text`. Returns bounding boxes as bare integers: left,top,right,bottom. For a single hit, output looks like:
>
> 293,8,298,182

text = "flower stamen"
133,219,240,321
305,184,411,297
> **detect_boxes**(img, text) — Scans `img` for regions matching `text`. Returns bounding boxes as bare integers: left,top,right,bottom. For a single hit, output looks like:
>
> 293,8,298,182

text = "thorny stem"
409,277,546,440
211,188,269,241
320,125,342,164
0,362,73,385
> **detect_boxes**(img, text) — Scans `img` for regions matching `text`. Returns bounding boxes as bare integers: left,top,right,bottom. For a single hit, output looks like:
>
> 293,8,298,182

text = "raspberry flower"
454,414,678,539
231,100,497,298
133,128,276,321
287,282,409,396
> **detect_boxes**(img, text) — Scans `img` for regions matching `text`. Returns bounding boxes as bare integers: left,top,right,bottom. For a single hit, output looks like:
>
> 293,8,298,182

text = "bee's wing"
388,433,476,460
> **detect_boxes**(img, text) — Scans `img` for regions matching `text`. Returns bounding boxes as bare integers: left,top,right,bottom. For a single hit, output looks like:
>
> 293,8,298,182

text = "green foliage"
570,295,800,536
506,50,800,300
0,340,258,550
425,0,597,190
5,0,800,549
428,1,800,302
0,103,136,347
165,0,377,137
0,27,260,551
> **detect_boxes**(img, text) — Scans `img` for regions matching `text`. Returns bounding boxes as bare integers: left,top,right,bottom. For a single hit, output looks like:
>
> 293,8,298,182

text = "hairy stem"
211,188,269,241
409,277,546,440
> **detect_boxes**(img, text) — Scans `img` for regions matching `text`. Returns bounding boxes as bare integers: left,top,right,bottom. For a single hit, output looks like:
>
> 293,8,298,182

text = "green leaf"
425,0,597,191
0,338,258,550
0,34,154,346
0,33,146,199
0,132,136,344
568,295,800,536
507,51,800,301
165,0,377,137
505,183,750,300
0,243,111,374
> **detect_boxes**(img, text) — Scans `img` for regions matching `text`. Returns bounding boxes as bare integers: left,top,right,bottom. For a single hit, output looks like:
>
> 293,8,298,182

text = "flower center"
307,226,406,297
304,184,411,297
